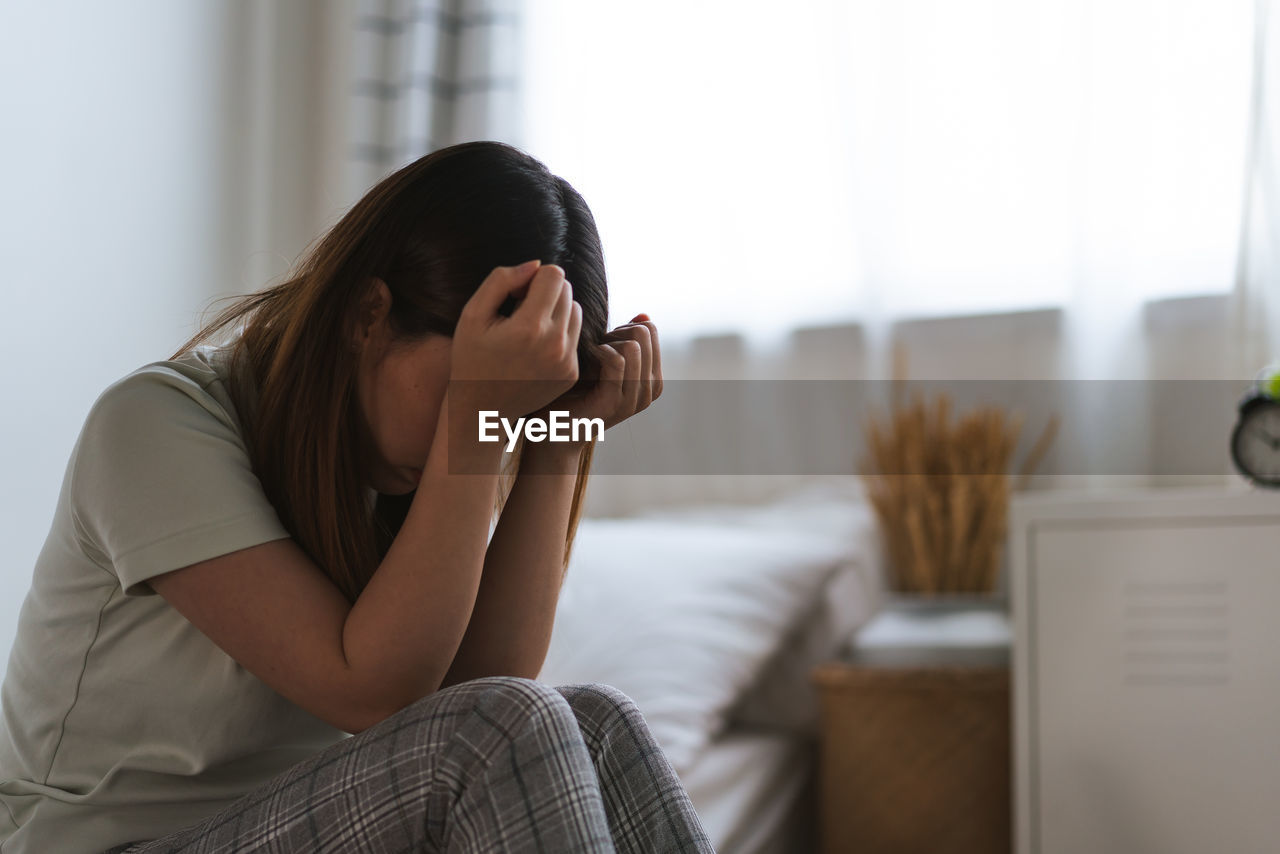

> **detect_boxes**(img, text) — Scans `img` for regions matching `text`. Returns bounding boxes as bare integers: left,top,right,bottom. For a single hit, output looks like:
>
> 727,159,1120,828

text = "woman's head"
330,143,610,495
346,142,609,363
177,141,608,601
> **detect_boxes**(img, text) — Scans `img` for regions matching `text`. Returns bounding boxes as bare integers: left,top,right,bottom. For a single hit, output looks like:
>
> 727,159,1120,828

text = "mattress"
679,726,818,854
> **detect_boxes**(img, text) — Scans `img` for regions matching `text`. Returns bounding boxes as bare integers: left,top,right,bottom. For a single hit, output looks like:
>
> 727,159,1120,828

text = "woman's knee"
391,677,588,787
362,676,583,776
375,678,598,850
457,675,574,712
410,675,580,735
553,682,643,736
397,674,569,716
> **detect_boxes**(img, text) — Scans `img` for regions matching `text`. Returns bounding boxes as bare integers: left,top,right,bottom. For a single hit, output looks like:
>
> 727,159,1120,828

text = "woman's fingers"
617,338,643,417
512,264,568,324
591,341,627,424
504,265,577,391
462,260,542,322
452,263,581,416
628,325,653,411
600,340,626,382
650,328,663,401
539,316,664,430
566,300,583,355
632,318,662,401
549,276,574,330
596,338,645,422
603,319,660,412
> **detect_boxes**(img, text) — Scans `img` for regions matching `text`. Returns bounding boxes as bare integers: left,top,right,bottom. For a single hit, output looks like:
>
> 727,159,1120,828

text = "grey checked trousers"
101,677,715,853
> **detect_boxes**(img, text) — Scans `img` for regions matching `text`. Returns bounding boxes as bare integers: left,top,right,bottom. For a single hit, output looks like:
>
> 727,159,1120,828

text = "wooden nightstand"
812,662,1011,854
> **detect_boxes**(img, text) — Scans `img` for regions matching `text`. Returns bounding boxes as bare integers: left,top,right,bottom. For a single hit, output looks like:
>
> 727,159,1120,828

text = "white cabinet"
1010,487,1280,854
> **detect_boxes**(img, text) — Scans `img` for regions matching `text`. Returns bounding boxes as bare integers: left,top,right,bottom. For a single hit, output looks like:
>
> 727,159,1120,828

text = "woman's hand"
528,313,663,446
449,261,582,418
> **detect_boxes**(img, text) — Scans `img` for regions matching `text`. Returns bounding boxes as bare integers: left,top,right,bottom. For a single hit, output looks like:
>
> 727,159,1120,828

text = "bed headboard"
583,305,1236,518
581,315,1051,518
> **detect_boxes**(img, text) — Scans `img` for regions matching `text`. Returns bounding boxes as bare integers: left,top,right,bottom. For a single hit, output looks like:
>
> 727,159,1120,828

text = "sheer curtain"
522,0,1256,378
347,0,525,203
1232,0,1280,380
520,0,1273,503
204,0,528,293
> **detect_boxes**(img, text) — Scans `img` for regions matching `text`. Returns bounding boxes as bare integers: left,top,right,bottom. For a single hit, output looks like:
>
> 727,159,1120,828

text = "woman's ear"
352,278,393,353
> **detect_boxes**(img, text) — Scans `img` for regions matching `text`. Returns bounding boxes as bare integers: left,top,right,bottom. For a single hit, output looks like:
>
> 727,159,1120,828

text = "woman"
0,141,715,853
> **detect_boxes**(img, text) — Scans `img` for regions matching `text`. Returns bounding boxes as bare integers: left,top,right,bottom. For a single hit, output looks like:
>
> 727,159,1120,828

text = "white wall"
0,1,351,672
0,3,225,670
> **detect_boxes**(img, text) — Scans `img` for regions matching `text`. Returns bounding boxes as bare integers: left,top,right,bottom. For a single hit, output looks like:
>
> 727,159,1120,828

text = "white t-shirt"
0,344,350,854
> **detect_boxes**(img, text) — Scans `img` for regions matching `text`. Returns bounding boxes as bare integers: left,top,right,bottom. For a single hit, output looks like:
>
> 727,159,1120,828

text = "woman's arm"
149,264,579,735
438,314,663,688
150,384,509,735
437,441,584,688
339,389,507,703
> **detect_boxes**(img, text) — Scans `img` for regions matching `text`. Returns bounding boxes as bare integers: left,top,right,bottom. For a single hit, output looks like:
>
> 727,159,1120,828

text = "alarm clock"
1230,365,1280,488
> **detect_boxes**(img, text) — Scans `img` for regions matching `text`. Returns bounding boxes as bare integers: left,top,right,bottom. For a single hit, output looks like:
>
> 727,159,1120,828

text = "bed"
679,728,818,854
536,477,885,853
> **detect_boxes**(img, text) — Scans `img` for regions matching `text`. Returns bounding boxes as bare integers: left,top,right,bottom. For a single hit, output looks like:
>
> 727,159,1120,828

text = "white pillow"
632,480,887,734
536,515,850,774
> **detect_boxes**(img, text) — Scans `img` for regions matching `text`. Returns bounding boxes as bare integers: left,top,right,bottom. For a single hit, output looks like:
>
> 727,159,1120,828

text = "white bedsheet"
679,727,817,854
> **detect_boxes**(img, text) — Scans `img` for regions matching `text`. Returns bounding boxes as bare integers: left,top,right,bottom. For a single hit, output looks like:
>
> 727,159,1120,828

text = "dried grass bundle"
858,354,1059,594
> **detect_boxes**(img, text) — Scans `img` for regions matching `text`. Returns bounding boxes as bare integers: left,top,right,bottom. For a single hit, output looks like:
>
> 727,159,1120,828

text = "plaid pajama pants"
100,677,715,853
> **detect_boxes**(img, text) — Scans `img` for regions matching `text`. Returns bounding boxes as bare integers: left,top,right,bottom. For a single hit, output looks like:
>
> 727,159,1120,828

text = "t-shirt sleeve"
70,368,291,596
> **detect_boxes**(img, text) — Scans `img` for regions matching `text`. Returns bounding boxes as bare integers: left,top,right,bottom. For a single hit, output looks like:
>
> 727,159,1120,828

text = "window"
523,1,1254,338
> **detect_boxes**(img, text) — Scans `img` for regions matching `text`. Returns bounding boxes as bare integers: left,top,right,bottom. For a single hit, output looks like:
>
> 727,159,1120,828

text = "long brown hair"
173,142,608,603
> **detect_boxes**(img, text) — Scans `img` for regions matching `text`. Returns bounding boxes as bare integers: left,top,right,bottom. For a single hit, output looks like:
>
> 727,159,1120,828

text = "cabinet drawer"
1011,489,1280,854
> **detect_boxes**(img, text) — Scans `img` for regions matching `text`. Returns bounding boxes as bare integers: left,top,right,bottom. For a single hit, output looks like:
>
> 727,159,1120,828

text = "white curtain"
200,0,527,291
519,0,1272,506
522,0,1256,372
1231,0,1280,380
348,0,525,200
212,1,355,292
209,0,528,287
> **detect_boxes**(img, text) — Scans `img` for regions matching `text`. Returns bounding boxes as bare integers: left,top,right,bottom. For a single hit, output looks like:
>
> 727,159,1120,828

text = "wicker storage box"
812,663,1011,854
